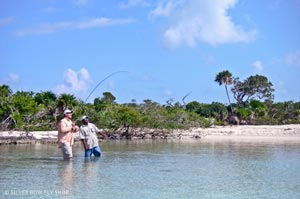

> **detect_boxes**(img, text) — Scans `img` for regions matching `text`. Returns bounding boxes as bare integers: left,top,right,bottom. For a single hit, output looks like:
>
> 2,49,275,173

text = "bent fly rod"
84,70,129,103
75,70,129,122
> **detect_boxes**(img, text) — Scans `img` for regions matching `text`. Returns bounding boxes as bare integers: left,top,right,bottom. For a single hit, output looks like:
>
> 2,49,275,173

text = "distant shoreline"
1,124,300,144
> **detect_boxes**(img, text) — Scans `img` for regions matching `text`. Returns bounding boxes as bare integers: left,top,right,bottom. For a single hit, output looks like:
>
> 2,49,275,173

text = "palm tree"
215,70,233,114
0,85,12,97
34,91,57,107
34,91,58,118
57,93,78,112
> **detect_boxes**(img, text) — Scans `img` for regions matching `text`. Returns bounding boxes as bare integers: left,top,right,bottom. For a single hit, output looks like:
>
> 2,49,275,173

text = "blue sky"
1,0,300,105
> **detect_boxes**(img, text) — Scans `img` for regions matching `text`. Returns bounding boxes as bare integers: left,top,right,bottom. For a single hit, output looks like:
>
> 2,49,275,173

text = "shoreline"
1,124,300,144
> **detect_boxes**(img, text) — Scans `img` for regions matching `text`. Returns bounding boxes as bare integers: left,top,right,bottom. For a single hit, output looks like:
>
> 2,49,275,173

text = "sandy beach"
1,124,300,144
185,124,300,142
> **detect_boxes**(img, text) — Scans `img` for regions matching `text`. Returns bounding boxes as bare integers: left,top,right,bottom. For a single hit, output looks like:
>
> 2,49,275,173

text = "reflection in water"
79,157,102,194
58,161,74,193
0,141,300,199
81,157,100,179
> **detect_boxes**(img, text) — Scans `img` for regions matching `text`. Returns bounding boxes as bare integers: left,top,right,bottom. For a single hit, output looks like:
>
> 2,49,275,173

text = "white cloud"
15,17,135,36
1,73,20,84
9,73,20,83
0,17,14,26
252,60,263,72
285,50,300,68
152,0,257,48
79,68,90,81
142,75,154,81
149,0,175,18
42,7,61,14
164,89,172,96
119,0,150,9
54,68,91,94
73,0,89,6
268,0,284,10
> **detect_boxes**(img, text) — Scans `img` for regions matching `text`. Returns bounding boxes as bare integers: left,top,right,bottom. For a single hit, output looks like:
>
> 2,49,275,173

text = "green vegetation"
0,71,299,132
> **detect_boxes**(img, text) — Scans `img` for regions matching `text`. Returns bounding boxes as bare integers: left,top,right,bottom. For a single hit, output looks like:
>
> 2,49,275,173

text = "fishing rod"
75,70,129,122
84,70,129,103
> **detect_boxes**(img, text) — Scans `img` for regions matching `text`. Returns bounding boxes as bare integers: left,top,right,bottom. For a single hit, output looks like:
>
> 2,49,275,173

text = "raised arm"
98,131,108,139
59,120,78,133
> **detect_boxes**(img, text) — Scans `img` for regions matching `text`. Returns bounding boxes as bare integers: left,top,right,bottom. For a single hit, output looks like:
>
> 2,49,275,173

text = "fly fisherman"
57,109,79,160
79,116,107,158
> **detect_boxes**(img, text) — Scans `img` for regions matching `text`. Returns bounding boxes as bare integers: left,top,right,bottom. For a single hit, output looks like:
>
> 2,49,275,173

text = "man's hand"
72,123,79,132
81,139,88,150
99,131,108,139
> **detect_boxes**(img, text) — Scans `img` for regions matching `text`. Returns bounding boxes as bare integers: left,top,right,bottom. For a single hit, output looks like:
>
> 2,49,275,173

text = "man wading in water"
79,116,107,158
57,109,79,160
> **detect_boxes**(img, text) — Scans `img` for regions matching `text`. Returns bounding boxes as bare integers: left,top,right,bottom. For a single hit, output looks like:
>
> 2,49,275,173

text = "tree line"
0,71,299,132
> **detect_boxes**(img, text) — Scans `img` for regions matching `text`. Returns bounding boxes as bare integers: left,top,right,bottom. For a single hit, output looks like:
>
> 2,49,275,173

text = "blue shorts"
85,146,101,157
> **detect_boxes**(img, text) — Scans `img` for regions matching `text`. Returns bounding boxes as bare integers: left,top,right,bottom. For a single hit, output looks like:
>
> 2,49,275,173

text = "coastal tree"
210,102,228,121
231,75,274,106
57,93,78,112
186,101,201,113
214,70,233,114
10,91,39,130
94,97,106,111
101,92,116,104
34,91,57,107
235,100,268,124
95,104,118,132
12,91,38,115
0,84,12,97
115,106,142,133
249,100,268,118
186,101,228,121
34,91,57,115
1,82,300,131
0,85,13,116
139,100,164,128
94,92,116,111
33,91,62,130
0,85,14,130
268,101,300,124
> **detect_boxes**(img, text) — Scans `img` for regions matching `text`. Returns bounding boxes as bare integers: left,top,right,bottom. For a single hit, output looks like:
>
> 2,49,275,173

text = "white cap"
82,115,88,120
64,109,73,115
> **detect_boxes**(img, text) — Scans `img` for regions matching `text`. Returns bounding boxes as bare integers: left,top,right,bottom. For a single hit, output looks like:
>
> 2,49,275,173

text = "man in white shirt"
79,115,107,158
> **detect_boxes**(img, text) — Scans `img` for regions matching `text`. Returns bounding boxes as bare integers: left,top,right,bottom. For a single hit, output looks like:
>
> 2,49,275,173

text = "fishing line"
84,70,129,103
76,70,129,122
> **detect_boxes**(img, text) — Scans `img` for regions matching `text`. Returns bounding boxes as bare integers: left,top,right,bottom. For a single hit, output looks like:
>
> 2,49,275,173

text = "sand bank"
174,124,300,142
1,124,300,144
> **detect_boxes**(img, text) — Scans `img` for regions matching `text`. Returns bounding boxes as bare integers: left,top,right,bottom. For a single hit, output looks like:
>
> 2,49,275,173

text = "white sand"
1,124,300,143
172,124,300,142
0,131,78,140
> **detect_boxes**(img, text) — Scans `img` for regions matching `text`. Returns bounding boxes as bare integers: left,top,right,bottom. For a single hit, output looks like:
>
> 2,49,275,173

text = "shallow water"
1,140,300,199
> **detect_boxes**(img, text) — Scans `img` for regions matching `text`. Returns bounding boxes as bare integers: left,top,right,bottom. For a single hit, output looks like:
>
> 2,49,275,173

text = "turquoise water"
1,140,300,199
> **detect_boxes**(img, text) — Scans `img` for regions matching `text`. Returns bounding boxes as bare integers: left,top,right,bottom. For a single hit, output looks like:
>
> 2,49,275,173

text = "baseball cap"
64,109,73,114
82,115,89,120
